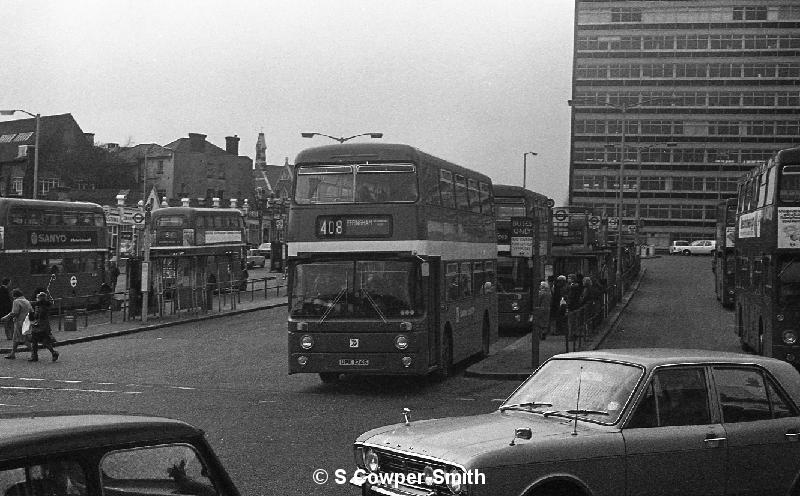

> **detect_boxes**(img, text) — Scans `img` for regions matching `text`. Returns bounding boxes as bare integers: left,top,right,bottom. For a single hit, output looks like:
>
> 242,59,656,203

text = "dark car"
351,349,800,496
0,414,240,496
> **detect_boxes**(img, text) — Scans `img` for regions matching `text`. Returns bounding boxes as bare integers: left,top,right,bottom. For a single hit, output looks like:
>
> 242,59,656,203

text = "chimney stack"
230,198,238,209
188,133,207,152
181,198,190,207
212,197,220,208
225,135,240,155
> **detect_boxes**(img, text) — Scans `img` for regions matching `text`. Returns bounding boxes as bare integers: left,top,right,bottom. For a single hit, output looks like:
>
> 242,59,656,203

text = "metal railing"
49,275,287,331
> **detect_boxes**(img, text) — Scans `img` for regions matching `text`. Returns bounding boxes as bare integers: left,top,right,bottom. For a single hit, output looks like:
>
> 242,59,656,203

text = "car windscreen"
503,358,643,424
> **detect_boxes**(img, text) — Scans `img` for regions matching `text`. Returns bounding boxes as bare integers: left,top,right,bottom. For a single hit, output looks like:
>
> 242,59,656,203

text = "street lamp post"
300,132,383,143
1,109,40,199
523,151,537,189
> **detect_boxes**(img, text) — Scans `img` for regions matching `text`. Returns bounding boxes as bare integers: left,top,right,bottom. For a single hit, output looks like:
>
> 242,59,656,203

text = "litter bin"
63,313,77,332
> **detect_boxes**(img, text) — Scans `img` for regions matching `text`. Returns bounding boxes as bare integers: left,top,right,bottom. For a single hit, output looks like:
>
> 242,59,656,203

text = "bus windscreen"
290,260,423,319
294,164,417,204
780,166,800,202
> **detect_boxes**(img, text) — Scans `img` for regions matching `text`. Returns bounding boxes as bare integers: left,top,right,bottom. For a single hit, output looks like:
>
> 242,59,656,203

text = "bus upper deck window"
779,166,800,202
295,165,354,204
355,164,417,203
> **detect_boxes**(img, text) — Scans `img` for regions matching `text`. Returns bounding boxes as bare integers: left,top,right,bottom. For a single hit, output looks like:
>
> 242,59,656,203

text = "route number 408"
319,219,344,236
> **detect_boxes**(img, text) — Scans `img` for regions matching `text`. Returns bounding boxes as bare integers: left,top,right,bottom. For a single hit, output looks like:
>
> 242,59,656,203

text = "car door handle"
704,435,726,447
786,430,800,441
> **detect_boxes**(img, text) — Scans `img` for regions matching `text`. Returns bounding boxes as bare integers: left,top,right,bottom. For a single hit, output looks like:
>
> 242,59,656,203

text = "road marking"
491,398,505,402
19,377,45,381
54,380,83,384
0,385,131,394
455,397,476,401
167,386,196,390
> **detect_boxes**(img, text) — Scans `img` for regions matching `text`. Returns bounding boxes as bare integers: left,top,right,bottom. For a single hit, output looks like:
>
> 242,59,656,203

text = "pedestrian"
1,289,33,359
567,273,583,310
550,275,568,336
109,261,121,287
536,281,552,340
0,278,12,340
29,292,59,362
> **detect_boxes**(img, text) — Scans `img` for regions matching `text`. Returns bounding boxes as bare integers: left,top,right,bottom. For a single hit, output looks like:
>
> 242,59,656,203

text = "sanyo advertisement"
778,207,800,248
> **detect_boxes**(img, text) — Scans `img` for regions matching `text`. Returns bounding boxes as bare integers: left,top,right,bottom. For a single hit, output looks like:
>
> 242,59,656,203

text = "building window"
733,6,767,21
11,177,23,196
611,7,642,23
156,160,164,174
709,122,741,136
39,178,60,195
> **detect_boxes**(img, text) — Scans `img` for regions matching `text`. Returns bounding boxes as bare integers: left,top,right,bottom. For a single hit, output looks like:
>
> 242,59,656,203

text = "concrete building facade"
569,0,800,249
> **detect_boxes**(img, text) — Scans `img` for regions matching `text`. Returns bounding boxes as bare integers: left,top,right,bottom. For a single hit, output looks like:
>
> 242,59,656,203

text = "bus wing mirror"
421,262,429,277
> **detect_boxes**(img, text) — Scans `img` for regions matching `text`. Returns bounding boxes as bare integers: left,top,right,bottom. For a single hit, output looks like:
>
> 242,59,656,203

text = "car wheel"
682,249,691,256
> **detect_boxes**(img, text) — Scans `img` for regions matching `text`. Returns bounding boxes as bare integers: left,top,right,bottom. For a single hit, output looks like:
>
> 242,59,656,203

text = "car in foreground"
351,349,800,496
246,248,267,268
0,414,240,496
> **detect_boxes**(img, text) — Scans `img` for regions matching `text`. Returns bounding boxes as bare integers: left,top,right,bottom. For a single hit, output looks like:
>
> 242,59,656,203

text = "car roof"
0,414,202,460
550,349,800,403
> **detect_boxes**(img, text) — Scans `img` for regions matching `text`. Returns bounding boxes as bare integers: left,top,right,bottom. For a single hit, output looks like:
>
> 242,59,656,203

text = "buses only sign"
510,217,534,258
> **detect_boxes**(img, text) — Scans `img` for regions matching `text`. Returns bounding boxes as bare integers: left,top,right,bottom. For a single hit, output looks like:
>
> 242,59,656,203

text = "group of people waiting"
0,279,59,362
541,272,604,339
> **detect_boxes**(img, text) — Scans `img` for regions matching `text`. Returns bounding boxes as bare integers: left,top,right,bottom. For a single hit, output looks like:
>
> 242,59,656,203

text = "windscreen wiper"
318,286,347,324
499,401,553,412
362,290,387,323
566,409,609,416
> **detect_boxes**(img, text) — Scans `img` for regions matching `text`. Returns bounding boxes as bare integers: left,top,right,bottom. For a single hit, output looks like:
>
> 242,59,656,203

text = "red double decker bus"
287,143,498,382
735,146,800,362
493,184,553,333
0,198,107,306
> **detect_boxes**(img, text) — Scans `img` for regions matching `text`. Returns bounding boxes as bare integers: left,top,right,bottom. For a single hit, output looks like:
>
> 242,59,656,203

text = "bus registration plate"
339,359,369,366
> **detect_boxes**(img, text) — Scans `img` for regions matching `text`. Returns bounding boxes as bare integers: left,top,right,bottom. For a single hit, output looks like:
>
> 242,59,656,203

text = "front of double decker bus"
774,149,800,364
287,145,431,381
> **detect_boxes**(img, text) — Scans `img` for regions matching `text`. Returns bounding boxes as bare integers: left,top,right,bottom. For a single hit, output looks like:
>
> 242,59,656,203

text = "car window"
713,367,798,422
0,459,87,496
101,443,219,496
627,367,711,428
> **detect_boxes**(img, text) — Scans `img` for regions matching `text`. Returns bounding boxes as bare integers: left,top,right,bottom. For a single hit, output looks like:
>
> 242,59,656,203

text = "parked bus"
150,207,246,309
0,198,107,306
713,197,737,308
287,143,498,382
735,146,800,362
493,184,553,333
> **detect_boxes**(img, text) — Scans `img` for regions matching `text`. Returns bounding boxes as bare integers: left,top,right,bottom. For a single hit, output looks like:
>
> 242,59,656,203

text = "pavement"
0,274,289,355
464,265,648,380
1,266,647,379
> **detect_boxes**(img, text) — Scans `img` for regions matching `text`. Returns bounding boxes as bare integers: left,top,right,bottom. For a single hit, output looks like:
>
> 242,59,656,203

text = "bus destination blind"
316,215,392,238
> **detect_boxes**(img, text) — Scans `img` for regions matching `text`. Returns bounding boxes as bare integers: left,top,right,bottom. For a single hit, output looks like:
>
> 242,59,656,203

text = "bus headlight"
778,314,785,322
783,331,797,345
300,335,314,350
364,449,379,473
445,468,464,493
297,356,308,366
510,302,520,311
395,334,409,350
401,356,413,368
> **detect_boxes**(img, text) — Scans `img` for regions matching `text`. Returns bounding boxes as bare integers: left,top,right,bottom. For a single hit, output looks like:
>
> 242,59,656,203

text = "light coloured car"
668,240,689,255
256,242,272,257
351,349,800,496
679,239,716,256
246,248,266,268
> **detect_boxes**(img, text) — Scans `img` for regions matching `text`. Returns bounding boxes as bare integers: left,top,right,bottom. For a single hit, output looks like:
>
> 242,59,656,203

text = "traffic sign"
589,216,600,228
510,217,534,257
608,217,619,229
546,198,555,208
554,210,568,222
70,276,77,288
132,212,145,224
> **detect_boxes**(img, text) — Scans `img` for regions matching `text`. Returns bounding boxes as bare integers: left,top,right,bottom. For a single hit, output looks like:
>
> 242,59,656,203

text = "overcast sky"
2,0,575,205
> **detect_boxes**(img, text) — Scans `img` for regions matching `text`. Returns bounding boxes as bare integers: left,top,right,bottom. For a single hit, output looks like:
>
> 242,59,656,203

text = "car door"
622,366,725,496
712,366,800,496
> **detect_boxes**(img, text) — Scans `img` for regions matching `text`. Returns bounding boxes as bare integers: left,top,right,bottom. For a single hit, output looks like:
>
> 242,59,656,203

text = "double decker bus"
493,184,553,333
0,198,107,305
287,143,498,382
713,197,737,308
150,207,246,308
735,146,800,362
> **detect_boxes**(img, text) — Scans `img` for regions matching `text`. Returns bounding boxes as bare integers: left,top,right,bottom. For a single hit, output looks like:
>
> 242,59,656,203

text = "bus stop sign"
510,217,534,258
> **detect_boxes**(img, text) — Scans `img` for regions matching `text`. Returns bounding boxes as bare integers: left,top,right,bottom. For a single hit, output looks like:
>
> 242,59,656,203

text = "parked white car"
677,239,716,256
668,240,690,255
246,248,267,268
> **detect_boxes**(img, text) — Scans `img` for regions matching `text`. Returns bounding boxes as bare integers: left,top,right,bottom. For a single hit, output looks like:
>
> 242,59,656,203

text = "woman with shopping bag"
29,292,59,362
1,289,33,359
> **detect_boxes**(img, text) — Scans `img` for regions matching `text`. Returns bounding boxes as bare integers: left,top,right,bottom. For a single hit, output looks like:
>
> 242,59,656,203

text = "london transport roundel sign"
554,210,568,221
132,212,145,224
70,276,78,288
589,216,600,227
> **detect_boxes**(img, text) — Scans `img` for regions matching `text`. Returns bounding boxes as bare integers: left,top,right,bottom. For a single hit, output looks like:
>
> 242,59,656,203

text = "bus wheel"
479,316,491,358
319,373,340,384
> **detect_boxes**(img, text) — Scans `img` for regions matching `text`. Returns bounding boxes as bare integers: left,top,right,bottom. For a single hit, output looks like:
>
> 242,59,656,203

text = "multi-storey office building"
569,1,800,249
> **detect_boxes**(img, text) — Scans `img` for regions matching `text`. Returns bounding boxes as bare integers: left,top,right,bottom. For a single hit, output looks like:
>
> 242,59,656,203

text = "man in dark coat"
0,279,12,340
